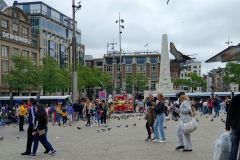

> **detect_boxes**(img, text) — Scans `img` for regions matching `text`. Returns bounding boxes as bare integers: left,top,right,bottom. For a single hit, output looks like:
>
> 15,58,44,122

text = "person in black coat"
226,94,240,160
21,99,48,156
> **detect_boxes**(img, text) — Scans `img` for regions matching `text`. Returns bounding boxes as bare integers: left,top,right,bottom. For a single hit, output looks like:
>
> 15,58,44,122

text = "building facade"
103,51,161,94
179,60,202,92
0,6,40,95
13,1,85,68
207,68,239,92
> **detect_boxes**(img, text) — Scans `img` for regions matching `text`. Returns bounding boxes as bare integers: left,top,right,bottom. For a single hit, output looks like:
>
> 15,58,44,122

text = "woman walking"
30,104,56,156
175,95,193,152
153,93,166,143
144,94,155,142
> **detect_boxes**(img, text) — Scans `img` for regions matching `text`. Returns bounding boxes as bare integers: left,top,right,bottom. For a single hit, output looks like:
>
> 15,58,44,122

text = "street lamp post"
110,41,117,95
72,0,81,102
115,13,124,93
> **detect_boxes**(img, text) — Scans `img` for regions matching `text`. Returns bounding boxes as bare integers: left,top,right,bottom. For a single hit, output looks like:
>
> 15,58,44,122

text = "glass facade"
150,56,159,63
136,57,147,64
59,44,65,68
125,57,133,64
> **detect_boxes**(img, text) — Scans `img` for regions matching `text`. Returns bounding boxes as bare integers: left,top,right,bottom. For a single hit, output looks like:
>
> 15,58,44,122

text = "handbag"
213,132,232,160
38,129,46,136
180,118,197,134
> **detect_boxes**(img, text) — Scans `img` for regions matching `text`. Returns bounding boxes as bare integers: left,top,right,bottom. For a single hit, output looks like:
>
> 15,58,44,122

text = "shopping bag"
180,118,197,134
213,132,232,160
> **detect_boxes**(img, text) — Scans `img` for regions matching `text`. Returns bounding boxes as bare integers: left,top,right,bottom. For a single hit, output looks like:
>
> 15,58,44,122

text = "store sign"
1,32,32,45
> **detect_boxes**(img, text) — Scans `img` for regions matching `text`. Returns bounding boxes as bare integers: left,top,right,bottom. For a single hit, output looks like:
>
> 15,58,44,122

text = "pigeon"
77,127,82,130
125,125,129,128
101,129,106,132
210,118,214,122
196,118,199,122
69,124,72,126
16,137,20,139
0,136,4,141
139,118,141,121
164,126,167,129
206,116,208,119
97,130,100,133
108,128,112,131
133,123,136,127
116,125,121,128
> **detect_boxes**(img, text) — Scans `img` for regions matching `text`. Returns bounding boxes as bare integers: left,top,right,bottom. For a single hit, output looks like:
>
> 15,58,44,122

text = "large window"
12,48,19,56
137,64,146,72
31,52,37,65
150,56,158,63
106,66,112,72
13,23,18,32
2,60,9,72
22,50,29,57
151,64,157,71
1,46,8,58
151,73,158,79
117,65,121,72
22,26,28,35
126,65,132,73
125,57,133,64
1,19,8,28
136,57,147,64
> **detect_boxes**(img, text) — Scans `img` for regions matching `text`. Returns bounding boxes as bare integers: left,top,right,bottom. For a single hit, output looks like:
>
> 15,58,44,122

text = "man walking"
21,98,47,155
226,94,240,160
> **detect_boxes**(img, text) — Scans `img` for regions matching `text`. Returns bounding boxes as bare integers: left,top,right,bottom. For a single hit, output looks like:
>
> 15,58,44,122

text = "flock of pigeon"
75,114,145,133
0,113,227,142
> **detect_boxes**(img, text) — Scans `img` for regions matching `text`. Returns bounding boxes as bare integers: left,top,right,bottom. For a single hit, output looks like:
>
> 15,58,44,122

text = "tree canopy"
224,62,240,88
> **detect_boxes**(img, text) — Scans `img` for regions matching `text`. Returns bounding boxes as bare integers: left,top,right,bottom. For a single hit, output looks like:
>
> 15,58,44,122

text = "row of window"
0,46,38,72
106,64,158,73
105,57,160,65
1,19,29,35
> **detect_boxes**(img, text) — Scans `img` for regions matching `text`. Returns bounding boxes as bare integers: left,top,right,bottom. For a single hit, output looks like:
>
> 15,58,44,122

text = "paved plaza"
0,113,225,160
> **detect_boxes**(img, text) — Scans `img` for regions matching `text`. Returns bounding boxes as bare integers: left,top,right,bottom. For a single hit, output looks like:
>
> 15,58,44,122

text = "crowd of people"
144,92,194,152
0,92,239,159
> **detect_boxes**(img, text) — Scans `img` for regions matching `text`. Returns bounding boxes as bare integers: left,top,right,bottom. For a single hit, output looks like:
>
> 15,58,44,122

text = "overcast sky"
6,0,240,74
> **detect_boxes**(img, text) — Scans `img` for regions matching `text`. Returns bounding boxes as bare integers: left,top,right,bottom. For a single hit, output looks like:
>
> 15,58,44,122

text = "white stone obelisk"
156,34,174,93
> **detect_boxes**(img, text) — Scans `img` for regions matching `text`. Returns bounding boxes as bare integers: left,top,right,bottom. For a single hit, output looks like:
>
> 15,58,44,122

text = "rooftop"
205,44,240,63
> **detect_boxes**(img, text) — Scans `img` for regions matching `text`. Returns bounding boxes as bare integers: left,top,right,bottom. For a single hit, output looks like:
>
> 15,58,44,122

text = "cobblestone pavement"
0,113,226,160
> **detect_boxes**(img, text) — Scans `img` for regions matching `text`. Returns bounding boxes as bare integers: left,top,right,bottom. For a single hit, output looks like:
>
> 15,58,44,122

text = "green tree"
4,56,39,95
78,65,112,98
173,72,206,92
40,56,70,95
126,73,148,96
224,62,240,90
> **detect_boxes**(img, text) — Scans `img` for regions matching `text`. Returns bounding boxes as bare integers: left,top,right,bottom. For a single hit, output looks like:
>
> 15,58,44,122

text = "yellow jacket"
62,112,67,117
19,105,27,116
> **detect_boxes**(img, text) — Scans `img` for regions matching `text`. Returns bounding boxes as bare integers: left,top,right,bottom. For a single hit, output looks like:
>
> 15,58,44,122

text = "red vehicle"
113,94,134,113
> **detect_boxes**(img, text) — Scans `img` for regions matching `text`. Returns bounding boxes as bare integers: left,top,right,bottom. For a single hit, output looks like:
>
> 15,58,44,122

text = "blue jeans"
95,113,100,125
32,132,54,154
228,129,240,160
56,113,62,124
203,106,208,115
153,114,166,140
214,105,220,117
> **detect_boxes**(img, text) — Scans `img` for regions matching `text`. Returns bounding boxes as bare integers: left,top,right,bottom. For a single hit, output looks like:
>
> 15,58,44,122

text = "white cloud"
6,0,240,74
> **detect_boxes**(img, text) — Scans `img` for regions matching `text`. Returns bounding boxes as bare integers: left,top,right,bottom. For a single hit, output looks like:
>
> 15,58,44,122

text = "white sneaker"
152,139,160,143
160,140,167,143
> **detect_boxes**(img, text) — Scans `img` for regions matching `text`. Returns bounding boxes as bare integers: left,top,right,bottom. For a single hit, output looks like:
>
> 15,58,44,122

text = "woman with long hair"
153,93,167,143
30,104,56,156
175,95,193,152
